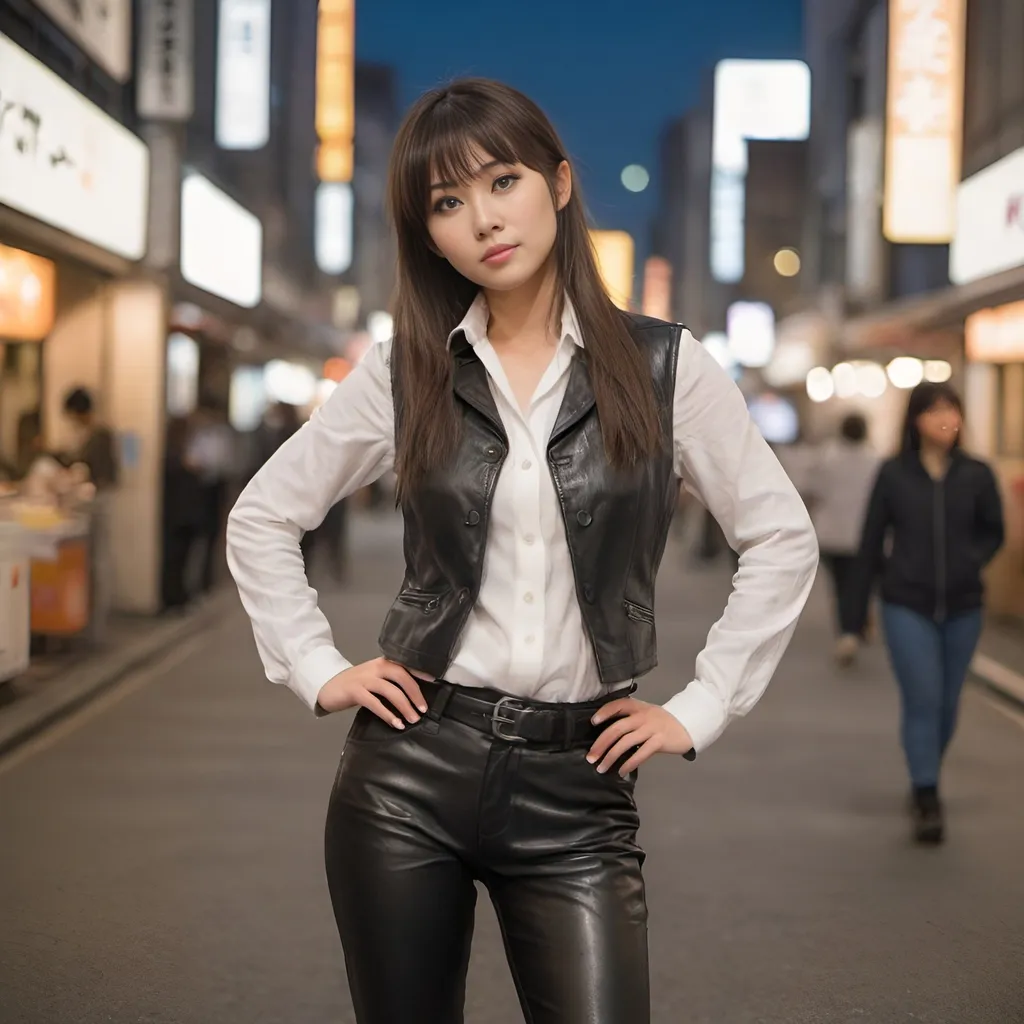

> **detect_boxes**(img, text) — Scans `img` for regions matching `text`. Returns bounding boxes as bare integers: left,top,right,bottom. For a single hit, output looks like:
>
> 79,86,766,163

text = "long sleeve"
975,463,1005,567
226,342,396,712
660,331,820,752
848,464,890,636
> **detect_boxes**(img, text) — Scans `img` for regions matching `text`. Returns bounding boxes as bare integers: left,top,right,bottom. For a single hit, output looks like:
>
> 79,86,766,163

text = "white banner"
0,34,149,261
30,0,131,82
950,146,1024,285
215,0,272,150
137,0,195,121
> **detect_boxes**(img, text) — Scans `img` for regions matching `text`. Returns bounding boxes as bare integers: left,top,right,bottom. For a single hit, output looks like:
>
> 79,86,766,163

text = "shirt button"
524,592,535,605
524,534,535,545
525,635,535,645
522,459,532,470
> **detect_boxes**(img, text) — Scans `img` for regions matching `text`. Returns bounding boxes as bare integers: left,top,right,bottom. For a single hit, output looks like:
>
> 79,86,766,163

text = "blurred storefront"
0,28,167,627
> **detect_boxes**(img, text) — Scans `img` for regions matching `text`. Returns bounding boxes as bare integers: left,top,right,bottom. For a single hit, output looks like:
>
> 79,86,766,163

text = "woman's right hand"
316,658,429,729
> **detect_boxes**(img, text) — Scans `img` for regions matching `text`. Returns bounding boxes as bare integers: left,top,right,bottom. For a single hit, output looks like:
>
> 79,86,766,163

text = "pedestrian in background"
805,413,881,667
227,77,818,1023
851,382,1004,845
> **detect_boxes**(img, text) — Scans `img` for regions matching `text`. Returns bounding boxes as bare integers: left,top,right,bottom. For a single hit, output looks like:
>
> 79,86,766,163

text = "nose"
468,193,502,240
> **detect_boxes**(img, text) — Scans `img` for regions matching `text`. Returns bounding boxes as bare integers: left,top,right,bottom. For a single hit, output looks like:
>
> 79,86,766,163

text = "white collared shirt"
226,295,818,752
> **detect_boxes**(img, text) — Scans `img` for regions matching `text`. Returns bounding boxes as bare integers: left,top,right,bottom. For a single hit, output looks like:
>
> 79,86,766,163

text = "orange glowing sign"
0,244,56,341
641,257,672,321
965,302,1024,363
316,0,355,183
590,230,634,310
883,0,966,243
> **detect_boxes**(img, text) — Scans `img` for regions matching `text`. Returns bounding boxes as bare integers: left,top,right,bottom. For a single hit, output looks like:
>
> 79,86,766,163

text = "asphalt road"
1,511,1022,1024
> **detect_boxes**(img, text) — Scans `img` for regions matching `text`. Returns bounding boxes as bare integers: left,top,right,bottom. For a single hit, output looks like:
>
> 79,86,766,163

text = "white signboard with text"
0,34,149,261
950,146,1024,285
30,0,131,82
215,0,272,150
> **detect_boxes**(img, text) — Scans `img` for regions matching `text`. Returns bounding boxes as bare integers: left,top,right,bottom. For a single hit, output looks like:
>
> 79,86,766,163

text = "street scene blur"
1,0,1023,1021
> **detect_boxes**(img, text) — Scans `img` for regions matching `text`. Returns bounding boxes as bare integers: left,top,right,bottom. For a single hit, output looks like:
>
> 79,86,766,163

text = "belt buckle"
491,696,530,744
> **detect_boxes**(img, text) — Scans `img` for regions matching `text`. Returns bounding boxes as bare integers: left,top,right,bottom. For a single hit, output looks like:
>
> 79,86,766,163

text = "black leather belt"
416,679,697,760
418,679,624,750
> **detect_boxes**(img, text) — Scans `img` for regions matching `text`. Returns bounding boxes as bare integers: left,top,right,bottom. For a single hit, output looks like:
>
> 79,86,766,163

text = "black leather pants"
324,689,649,1024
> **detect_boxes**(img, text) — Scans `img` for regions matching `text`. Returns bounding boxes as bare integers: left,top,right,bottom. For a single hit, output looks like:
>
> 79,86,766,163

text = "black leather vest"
378,313,682,686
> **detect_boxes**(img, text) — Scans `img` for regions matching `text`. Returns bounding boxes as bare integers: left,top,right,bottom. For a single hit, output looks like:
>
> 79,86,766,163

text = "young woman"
227,78,818,1024
851,382,1004,846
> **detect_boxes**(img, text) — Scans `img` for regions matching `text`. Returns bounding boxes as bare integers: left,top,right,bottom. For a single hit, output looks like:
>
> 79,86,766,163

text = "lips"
481,244,518,263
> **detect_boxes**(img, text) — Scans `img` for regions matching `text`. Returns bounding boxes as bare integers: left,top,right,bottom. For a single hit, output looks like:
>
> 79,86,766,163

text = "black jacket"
377,313,682,685
851,449,1004,630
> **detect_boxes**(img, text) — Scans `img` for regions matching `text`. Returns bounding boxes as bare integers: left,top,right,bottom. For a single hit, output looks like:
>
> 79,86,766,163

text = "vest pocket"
623,599,655,624
396,587,450,614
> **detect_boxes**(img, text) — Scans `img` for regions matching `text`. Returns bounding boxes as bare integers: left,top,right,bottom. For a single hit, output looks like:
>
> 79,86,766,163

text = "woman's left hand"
587,699,694,776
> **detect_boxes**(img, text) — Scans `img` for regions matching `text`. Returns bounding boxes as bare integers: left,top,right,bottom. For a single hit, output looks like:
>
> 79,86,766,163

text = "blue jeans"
881,604,984,788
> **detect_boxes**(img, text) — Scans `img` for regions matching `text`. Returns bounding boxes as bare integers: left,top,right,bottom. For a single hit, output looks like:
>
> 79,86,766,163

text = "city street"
1,511,1023,1024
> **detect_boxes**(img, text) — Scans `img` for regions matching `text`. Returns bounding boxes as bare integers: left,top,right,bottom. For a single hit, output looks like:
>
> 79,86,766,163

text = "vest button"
458,588,470,604
465,510,481,526
483,445,502,463
583,585,595,603
576,510,593,527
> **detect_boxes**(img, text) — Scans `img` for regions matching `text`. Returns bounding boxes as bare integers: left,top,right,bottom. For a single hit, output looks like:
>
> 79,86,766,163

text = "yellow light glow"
883,0,966,242
590,230,634,310
641,256,672,320
966,302,1024,363
806,367,834,403
773,248,801,277
923,360,952,382
0,243,56,341
316,0,355,183
887,356,924,389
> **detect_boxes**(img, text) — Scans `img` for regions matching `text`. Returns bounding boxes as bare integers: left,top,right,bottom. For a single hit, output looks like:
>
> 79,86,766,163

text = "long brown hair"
387,78,662,501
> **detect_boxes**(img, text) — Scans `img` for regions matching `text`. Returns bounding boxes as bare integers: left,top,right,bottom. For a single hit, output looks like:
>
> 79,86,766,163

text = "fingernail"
586,755,596,764
596,765,607,774
392,719,405,729
591,715,601,725
418,704,428,713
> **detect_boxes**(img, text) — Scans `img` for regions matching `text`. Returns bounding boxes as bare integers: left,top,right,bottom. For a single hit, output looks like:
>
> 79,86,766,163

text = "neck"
484,259,559,346
919,441,952,475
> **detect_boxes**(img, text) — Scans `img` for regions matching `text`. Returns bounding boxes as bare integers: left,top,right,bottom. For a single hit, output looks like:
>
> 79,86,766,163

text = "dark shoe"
911,786,944,845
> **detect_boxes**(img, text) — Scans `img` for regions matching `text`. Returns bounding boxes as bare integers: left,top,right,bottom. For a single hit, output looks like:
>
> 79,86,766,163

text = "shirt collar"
445,292,584,351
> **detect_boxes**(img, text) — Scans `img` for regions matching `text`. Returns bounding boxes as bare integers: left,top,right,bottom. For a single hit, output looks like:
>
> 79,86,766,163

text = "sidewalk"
971,619,1024,710
0,588,237,758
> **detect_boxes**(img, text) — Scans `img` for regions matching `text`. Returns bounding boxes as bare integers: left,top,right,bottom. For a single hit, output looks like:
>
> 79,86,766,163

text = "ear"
554,160,572,211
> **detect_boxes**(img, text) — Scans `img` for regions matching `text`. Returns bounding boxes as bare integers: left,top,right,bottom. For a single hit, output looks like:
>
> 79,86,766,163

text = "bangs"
395,87,556,229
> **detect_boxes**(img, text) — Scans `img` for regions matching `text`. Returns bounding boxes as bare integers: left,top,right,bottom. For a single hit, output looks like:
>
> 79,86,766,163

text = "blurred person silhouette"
186,404,236,595
850,382,1004,845
805,413,880,666
161,416,206,611
62,386,119,488
227,78,818,1024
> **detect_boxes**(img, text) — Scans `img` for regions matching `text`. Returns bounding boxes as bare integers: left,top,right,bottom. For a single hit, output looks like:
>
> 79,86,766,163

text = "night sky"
357,0,804,259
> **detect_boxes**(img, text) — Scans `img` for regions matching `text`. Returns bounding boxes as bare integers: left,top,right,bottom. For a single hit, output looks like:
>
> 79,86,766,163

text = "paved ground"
1,511,1022,1024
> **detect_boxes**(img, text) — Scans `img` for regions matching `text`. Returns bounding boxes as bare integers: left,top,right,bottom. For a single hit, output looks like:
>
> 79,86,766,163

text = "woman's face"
916,398,962,450
426,148,571,292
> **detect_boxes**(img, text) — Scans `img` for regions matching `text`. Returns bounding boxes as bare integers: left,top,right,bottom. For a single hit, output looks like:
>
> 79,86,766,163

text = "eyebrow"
430,159,506,192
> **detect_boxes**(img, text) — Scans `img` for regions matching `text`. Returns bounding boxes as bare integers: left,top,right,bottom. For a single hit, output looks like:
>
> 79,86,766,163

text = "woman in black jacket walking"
852,382,1004,844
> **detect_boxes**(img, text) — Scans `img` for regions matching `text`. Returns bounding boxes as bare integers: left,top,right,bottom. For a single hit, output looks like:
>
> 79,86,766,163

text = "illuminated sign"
950,146,1024,285
180,173,262,308
0,244,56,341
710,59,810,283
965,302,1024,363
316,0,355,182
641,257,672,321
883,0,966,243
29,0,131,82
215,0,271,150
726,301,775,368
0,34,149,260
590,231,634,310
315,182,354,274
